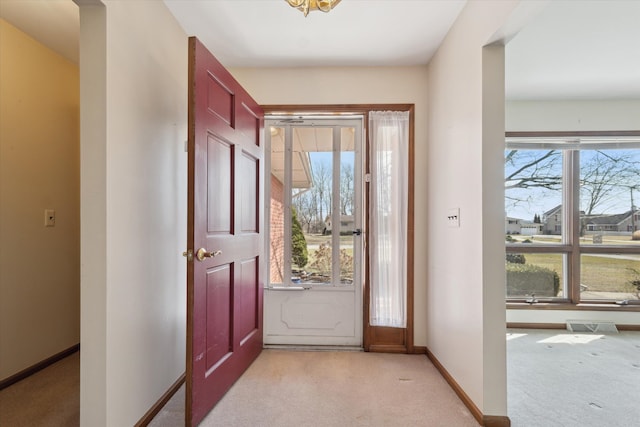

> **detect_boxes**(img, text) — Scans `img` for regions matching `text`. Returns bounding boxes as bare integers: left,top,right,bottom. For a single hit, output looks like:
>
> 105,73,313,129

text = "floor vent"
566,320,618,333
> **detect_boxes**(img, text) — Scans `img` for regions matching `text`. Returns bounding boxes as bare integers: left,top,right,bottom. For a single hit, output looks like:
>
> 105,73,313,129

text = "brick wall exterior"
270,174,285,284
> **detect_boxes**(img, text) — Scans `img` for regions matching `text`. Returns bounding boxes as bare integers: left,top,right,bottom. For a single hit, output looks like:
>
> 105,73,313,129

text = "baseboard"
616,324,640,331
0,343,80,390
411,345,427,354
135,372,185,427
425,348,483,424
483,415,511,427
507,322,565,329
425,347,510,427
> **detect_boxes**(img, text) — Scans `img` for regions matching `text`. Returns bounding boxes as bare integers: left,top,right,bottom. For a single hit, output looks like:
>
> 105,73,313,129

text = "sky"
505,148,640,221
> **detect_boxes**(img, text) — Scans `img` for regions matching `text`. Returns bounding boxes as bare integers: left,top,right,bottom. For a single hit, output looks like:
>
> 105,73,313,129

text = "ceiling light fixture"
285,0,341,17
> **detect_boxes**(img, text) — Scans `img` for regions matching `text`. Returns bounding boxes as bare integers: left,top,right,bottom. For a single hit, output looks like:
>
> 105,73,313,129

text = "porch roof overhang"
270,126,355,189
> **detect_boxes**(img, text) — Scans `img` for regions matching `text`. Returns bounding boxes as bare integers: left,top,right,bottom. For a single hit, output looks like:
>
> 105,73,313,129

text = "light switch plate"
447,208,460,228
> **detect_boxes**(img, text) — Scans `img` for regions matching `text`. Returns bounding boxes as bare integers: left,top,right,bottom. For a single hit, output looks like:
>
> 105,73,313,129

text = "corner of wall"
77,2,108,425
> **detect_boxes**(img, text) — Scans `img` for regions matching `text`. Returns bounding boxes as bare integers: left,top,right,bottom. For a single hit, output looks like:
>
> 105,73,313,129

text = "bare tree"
505,148,640,223
505,149,562,206
312,160,332,231
340,163,354,215
291,159,333,234
580,150,640,215
292,190,314,233
505,150,562,188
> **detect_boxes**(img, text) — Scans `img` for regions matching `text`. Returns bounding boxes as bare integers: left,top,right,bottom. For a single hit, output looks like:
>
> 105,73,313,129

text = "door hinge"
182,249,193,262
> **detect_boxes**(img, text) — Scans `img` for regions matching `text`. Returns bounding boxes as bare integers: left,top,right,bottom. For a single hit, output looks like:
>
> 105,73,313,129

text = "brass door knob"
196,248,222,261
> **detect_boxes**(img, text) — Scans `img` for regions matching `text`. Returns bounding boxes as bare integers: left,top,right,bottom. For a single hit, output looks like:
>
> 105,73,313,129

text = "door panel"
238,103,262,145
267,290,356,336
206,74,233,125
207,136,232,233
187,37,264,426
237,257,259,341
205,265,232,370
239,152,258,232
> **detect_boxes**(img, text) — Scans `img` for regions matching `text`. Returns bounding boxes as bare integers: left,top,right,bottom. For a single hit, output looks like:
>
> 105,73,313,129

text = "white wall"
426,0,522,417
77,1,187,425
507,99,640,131
0,19,80,380
229,66,430,347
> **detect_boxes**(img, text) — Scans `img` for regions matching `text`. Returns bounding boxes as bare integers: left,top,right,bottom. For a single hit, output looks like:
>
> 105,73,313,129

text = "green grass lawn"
507,233,639,295
522,253,638,294
304,233,354,245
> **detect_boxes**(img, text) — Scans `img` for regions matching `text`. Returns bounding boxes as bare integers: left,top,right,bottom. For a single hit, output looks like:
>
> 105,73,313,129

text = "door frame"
262,104,415,353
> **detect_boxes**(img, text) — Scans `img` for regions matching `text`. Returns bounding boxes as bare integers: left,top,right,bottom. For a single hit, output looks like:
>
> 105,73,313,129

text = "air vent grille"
566,320,618,333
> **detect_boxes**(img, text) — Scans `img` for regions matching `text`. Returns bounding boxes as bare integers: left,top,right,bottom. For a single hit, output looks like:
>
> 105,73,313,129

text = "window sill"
507,302,640,312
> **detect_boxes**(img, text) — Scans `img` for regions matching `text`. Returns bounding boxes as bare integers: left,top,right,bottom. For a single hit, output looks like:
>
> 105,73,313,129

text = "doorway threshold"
263,344,363,352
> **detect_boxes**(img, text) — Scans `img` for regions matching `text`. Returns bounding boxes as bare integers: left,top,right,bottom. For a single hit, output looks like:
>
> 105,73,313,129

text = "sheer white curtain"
369,111,409,328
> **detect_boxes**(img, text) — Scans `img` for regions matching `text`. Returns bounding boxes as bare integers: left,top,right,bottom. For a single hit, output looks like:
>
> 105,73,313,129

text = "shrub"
633,230,640,241
629,268,640,298
506,263,560,297
291,208,308,268
307,242,353,282
522,238,533,243
505,235,514,242
309,242,331,273
506,253,526,264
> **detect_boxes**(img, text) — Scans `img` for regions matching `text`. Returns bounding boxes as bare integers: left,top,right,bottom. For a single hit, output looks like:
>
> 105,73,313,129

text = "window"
505,135,640,305
369,111,409,328
267,119,362,288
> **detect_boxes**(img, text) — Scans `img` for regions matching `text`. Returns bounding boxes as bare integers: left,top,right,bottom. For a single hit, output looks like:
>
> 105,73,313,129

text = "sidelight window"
369,111,409,327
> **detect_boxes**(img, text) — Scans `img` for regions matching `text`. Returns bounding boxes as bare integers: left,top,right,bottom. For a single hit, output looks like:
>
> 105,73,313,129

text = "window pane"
505,149,563,238
506,253,564,298
579,149,640,239
269,127,285,285
580,254,640,301
340,128,355,285
292,127,333,284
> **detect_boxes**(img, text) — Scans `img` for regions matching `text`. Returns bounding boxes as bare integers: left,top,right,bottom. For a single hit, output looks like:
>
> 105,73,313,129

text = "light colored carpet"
4,331,639,426
507,329,640,427
150,350,479,427
0,351,79,427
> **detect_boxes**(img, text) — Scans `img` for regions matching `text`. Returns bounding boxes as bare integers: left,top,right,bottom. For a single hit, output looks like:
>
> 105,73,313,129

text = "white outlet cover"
45,209,55,227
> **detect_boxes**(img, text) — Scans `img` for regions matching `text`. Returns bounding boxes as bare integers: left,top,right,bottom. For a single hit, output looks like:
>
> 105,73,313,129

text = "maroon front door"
186,37,264,426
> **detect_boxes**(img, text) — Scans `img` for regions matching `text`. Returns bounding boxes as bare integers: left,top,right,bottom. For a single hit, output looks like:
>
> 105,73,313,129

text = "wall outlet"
447,208,460,228
45,209,56,227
